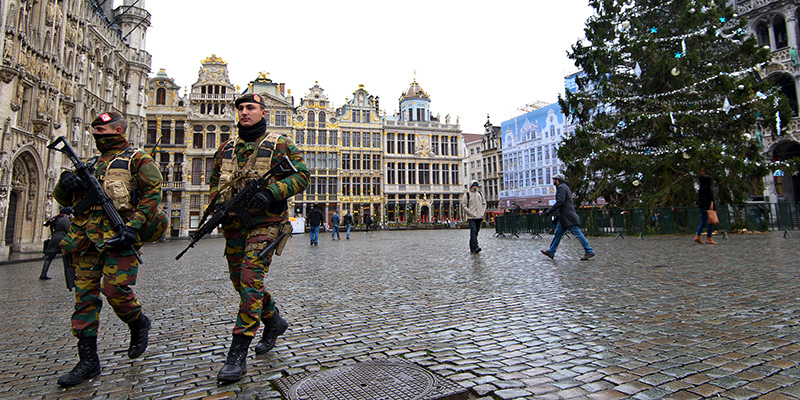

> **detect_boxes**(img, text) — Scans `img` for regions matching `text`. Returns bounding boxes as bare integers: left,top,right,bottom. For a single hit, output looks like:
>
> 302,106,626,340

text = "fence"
493,203,800,238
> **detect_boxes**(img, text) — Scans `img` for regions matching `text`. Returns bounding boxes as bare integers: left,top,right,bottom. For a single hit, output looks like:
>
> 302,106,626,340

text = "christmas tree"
558,0,793,208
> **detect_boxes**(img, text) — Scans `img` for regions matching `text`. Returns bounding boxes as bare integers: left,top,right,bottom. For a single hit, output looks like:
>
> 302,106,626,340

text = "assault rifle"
175,155,297,260
47,136,143,264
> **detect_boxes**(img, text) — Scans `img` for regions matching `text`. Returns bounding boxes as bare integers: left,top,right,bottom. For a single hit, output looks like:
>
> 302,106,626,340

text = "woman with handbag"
694,175,717,245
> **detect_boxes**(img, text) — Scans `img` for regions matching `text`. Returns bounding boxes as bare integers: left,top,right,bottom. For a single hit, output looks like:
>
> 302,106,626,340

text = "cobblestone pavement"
1,229,799,400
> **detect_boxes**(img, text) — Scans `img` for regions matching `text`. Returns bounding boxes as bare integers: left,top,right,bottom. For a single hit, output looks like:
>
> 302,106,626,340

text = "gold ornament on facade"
201,54,227,65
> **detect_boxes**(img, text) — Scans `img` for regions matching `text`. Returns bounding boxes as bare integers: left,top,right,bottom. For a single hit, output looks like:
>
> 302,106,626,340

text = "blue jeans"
332,225,340,239
547,221,593,255
310,225,320,244
346,224,351,239
696,210,714,237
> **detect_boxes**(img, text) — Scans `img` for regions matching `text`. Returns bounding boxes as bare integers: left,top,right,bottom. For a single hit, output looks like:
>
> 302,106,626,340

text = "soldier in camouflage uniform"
52,111,162,387
210,93,309,382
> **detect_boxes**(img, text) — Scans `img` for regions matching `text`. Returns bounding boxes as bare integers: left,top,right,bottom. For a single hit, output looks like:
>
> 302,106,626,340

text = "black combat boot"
217,334,252,382
39,258,52,279
254,308,289,354
127,314,151,359
57,337,101,387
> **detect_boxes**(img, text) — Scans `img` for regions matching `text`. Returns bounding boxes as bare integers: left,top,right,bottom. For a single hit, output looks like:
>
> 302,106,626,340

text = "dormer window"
156,88,166,105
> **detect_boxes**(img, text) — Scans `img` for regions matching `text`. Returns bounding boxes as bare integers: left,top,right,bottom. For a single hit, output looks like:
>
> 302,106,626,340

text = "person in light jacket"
460,180,487,253
541,173,595,260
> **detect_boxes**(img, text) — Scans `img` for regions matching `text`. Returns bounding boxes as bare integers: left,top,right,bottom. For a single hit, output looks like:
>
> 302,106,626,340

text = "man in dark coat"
307,204,323,245
40,207,72,280
540,173,596,260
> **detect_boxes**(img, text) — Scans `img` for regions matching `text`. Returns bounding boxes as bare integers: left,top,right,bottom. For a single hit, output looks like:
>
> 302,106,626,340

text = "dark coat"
343,214,353,226
307,207,323,227
697,175,714,210
545,182,580,227
45,214,70,254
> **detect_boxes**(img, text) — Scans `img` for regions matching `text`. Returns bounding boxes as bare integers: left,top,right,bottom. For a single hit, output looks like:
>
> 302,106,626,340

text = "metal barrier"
493,203,799,238
494,214,552,238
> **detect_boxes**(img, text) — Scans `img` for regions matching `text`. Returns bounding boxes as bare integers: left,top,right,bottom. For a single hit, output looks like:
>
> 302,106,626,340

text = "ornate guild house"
0,0,150,260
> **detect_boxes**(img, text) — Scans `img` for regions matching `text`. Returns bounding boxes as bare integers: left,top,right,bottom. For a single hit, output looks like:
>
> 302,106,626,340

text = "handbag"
707,202,719,225
42,239,50,254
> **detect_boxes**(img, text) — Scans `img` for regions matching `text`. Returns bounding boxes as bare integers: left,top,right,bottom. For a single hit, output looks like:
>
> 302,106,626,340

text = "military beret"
234,93,265,108
91,111,124,127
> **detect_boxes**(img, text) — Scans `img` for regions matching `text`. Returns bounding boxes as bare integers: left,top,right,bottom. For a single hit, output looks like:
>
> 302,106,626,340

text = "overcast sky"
139,1,594,134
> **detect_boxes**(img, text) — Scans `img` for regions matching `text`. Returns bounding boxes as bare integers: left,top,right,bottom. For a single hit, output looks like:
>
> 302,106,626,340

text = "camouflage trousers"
69,247,142,338
223,226,277,337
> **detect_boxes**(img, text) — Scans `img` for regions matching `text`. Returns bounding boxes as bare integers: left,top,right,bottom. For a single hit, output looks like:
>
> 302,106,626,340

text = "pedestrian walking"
330,211,341,240
364,213,373,233
52,111,163,387
208,93,310,382
307,204,323,245
540,173,596,260
694,174,717,245
40,207,71,280
344,211,353,239
461,180,487,253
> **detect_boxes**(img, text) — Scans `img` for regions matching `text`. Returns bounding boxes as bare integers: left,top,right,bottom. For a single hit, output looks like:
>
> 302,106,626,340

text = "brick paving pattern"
0,229,798,400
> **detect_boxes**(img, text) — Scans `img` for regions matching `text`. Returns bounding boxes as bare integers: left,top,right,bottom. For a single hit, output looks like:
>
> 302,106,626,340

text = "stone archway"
420,204,430,223
6,151,41,251
771,140,800,203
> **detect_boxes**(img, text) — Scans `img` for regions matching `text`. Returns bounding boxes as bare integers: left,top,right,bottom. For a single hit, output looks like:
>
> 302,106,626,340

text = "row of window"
340,177,381,197
483,156,499,175
504,144,559,171
303,177,380,197
295,130,383,148
505,167,560,190
385,162,459,185
341,154,381,170
147,120,186,145
386,134,459,156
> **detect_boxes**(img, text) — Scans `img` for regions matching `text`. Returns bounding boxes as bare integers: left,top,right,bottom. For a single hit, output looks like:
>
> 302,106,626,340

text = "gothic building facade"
0,0,150,260
737,0,800,204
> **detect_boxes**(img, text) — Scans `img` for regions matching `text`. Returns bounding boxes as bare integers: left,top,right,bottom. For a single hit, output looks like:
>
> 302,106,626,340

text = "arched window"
307,111,316,128
319,111,326,128
773,16,788,49
156,88,166,105
772,73,799,116
756,21,770,47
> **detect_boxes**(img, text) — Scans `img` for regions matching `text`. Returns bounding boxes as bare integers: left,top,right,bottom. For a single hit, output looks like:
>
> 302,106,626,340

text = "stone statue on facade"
26,191,35,221
36,92,47,118
3,37,13,62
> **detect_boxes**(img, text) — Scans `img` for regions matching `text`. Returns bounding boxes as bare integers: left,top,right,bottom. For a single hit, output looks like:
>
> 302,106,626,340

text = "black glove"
59,171,86,192
248,190,275,209
105,226,138,250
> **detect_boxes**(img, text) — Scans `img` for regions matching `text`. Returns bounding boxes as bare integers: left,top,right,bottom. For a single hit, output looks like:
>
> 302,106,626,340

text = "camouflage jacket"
210,132,309,231
53,134,163,254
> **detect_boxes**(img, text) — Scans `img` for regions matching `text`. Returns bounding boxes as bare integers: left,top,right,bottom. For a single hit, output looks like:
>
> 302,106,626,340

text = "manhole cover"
273,360,468,400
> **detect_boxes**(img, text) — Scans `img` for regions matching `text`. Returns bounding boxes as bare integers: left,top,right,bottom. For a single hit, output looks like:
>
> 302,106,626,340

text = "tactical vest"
101,149,137,211
217,132,281,204
101,148,167,243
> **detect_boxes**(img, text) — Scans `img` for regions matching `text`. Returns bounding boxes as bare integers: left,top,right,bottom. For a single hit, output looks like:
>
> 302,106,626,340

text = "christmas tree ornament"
723,97,731,113
633,180,640,186
671,67,680,75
